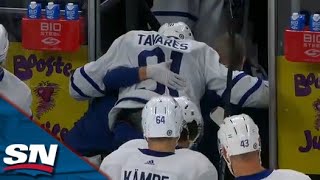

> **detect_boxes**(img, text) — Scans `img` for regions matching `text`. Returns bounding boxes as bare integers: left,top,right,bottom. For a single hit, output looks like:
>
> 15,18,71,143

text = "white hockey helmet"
158,22,194,40
218,114,261,176
0,24,9,64
217,114,261,157
142,96,183,138
174,96,203,147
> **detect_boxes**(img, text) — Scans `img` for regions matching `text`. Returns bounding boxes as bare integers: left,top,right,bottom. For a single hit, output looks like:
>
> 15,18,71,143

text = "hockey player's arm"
69,36,124,100
204,47,269,108
103,62,186,90
0,67,33,116
103,66,141,90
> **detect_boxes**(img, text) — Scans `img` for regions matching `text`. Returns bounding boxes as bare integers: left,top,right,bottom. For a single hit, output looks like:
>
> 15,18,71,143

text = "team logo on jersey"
33,81,60,119
167,130,172,136
3,144,58,176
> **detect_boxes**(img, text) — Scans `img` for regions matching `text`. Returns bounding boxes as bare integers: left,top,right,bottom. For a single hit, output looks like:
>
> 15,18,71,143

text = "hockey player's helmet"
158,22,194,40
217,114,261,156
142,96,183,138
0,24,9,64
217,114,261,175
174,96,203,148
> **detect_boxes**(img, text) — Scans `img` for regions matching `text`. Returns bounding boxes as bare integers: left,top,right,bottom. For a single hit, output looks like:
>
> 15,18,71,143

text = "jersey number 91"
138,47,183,97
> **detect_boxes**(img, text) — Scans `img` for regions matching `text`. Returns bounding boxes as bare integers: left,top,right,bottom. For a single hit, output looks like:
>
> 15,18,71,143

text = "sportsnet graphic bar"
0,94,108,179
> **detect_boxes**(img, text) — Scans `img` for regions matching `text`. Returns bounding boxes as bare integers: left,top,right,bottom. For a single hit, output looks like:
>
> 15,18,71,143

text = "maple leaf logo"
33,81,60,119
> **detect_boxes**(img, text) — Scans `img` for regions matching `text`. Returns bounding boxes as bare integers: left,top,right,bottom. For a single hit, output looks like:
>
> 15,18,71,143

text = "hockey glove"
146,61,186,90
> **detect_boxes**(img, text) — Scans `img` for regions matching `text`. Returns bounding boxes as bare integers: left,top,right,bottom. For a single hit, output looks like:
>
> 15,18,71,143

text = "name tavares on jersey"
124,169,170,180
138,34,189,51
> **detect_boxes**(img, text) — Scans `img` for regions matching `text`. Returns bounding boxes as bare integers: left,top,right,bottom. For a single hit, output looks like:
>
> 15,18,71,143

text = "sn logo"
3,144,58,174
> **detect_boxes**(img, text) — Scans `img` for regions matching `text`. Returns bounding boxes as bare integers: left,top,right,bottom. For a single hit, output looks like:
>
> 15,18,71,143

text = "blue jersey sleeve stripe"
0,67,4,81
70,75,91,98
238,79,263,107
80,67,105,95
221,72,247,99
153,11,198,22
104,67,140,90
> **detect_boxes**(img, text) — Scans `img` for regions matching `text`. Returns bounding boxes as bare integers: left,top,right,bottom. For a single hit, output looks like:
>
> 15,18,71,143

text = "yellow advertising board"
277,56,320,174
5,42,88,141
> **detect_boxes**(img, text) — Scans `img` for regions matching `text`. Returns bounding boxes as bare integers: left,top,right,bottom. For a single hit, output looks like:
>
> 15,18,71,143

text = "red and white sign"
285,30,320,63
3,144,58,174
22,18,84,52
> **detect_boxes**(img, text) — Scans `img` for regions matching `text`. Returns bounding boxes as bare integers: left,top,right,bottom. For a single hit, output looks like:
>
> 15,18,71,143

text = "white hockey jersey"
119,139,148,149
235,169,311,180
100,147,218,180
0,67,32,115
70,31,269,129
152,0,227,47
